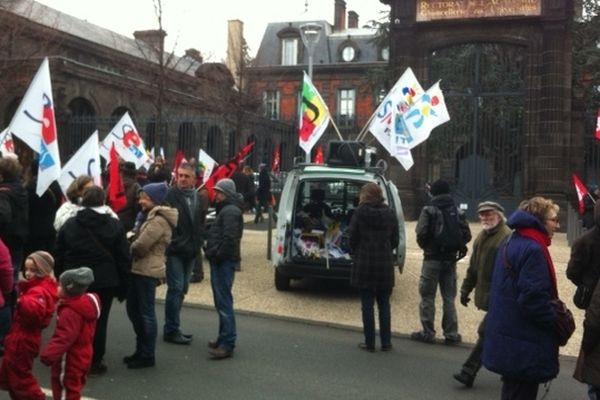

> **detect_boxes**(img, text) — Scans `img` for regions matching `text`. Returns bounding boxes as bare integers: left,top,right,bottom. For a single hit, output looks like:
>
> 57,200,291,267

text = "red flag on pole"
572,173,589,215
595,109,600,140
107,143,126,212
203,142,255,201
271,143,280,172
171,149,185,185
313,144,324,164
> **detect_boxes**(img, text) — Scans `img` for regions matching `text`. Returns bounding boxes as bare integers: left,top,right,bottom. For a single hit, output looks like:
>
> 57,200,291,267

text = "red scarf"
516,227,558,299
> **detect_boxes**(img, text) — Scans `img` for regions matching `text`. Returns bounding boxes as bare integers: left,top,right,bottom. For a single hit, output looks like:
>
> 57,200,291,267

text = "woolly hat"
27,251,54,277
214,178,237,197
59,267,94,296
120,161,137,178
429,179,450,196
141,182,168,204
477,201,505,214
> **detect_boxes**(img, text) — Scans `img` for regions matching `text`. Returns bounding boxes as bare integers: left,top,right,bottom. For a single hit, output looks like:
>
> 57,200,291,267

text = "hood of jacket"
148,205,178,227
74,207,115,230
17,275,58,322
60,292,101,322
507,209,545,232
430,193,456,209
215,192,244,212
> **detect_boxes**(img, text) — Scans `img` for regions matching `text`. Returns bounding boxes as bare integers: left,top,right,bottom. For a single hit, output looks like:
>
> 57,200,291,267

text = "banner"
202,142,254,201
198,149,216,184
100,112,149,169
572,173,589,215
107,143,126,212
57,131,102,195
6,57,61,195
298,71,331,155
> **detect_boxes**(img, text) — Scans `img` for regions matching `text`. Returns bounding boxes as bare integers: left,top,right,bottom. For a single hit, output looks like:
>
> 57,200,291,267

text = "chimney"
334,0,346,32
185,48,203,63
133,29,167,51
348,11,358,28
226,19,244,88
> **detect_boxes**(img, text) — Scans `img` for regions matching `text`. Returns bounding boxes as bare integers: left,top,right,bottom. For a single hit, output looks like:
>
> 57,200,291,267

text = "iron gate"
427,43,526,218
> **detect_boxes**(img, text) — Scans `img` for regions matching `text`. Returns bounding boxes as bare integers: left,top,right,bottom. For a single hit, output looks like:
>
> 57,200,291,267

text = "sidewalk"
159,216,583,357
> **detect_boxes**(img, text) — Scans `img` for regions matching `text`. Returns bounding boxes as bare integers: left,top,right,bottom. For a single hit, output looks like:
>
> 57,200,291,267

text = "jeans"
461,314,486,377
164,255,195,335
418,259,459,339
501,377,539,400
210,259,236,351
91,287,115,364
126,274,158,358
589,385,599,400
360,288,392,348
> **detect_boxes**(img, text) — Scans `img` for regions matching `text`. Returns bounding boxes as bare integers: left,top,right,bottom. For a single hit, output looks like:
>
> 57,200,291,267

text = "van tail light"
277,244,283,254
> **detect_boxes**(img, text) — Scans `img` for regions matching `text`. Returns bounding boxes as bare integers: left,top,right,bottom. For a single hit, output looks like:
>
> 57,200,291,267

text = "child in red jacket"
0,250,58,400
41,267,100,400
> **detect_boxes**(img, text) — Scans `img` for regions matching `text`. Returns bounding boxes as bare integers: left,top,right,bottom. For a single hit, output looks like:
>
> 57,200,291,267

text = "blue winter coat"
482,210,559,383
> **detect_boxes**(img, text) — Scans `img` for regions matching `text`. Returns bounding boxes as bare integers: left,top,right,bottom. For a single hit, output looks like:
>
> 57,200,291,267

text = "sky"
36,0,390,62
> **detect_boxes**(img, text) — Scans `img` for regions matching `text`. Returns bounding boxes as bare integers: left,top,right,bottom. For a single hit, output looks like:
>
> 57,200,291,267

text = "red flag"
313,144,324,164
271,143,280,172
595,109,600,140
572,173,589,215
107,143,126,212
203,142,255,201
171,149,185,183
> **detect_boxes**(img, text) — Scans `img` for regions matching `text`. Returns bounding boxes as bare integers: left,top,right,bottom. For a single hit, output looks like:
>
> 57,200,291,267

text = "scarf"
516,227,558,299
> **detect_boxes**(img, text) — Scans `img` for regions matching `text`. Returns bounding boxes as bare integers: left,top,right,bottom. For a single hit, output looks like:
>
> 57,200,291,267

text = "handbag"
573,284,592,310
550,298,576,346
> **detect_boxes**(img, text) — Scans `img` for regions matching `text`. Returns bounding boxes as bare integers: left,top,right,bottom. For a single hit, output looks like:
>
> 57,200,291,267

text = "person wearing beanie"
125,181,178,368
0,250,58,399
54,185,131,375
205,176,244,359
453,201,510,388
412,178,471,346
163,162,208,345
41,267,101,400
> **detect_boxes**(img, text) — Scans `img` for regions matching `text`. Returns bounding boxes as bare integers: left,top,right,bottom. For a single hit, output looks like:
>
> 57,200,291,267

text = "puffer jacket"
205,193,243,263
41,292,101,398
130,206,178,279
574,278,600,387
482,210,559,383
567,201,600,292
348,201,399,290
0,276,57,398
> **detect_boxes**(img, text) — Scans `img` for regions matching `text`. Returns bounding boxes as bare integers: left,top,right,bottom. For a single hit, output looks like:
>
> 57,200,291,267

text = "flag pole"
355,112,377,142
329,118,345,141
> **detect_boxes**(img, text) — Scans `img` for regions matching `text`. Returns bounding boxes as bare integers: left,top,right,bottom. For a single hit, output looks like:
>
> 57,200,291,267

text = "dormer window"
278,27,302,66
342,46,355,62
338,40,359,62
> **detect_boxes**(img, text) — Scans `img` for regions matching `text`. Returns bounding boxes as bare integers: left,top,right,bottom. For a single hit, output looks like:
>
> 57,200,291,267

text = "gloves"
457,246,468,261
460,293,471,307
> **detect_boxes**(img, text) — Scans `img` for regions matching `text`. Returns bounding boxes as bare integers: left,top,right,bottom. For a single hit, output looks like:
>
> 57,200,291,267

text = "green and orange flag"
298,71,331,155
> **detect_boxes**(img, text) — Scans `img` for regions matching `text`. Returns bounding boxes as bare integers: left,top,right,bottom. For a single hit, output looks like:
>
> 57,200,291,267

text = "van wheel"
274,269,290,291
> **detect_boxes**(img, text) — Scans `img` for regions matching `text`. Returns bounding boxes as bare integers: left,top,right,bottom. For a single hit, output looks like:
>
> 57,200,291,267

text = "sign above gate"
416,0,541,21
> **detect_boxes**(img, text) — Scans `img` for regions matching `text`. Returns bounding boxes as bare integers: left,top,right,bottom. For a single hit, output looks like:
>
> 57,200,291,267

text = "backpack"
428,205,467,254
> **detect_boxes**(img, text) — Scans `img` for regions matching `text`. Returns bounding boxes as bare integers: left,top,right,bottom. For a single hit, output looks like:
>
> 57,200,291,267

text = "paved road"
29,302,585,400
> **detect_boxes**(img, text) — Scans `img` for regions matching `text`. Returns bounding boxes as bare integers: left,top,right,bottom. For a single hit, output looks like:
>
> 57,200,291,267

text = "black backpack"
428,205,467,254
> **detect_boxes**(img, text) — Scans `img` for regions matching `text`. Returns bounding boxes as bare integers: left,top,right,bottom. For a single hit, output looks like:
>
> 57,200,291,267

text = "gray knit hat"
214,178,237,197
59,267,94,296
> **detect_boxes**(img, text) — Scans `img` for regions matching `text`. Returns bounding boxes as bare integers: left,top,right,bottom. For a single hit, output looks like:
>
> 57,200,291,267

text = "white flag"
401,81,450,149
198,149,216,184
6,58,61,195
0,128,16,158
99,112,149,168
57,131,102,195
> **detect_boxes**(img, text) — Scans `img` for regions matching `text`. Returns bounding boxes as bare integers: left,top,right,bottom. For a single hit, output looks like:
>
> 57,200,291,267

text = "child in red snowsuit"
0,251,58,400
41,267,100,400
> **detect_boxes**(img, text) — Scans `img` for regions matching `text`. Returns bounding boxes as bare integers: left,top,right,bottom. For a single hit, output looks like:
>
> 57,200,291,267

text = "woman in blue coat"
483,196,561,399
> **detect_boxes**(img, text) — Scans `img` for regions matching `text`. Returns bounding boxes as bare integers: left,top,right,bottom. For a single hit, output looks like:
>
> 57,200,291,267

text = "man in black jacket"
204,178,243,359
163,162,208,345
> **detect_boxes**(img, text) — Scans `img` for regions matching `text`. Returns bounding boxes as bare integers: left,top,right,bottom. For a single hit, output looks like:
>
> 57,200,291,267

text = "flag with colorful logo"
572,173,589,215
6,57,61,195
57,131,102,195
367,67,423,171
198,149,216,184
401,81,450,149
271,143,280,172
100,112,149,169
0,128,16,157
298,71,331,155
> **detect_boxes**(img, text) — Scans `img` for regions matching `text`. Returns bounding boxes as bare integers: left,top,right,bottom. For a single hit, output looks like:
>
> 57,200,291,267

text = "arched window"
177,122,196,155
206,125,222,162
65,98,96,157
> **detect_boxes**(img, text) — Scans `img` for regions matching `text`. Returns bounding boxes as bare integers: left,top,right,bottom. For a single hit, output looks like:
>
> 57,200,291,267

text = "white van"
271,154,406,290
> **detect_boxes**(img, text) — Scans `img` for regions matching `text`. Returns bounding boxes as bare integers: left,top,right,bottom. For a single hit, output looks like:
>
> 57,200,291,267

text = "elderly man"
453,201,511,387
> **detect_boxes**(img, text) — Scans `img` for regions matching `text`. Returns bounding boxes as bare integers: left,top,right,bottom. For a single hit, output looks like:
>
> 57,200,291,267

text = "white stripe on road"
42,387,98,400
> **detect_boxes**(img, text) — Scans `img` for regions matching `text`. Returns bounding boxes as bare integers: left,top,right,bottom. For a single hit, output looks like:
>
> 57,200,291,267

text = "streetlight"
300,22,322,162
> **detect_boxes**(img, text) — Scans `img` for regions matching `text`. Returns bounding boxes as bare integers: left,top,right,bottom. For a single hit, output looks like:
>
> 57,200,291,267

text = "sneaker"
410,331,435,344
89,360,108,375
208,346,234,360
444,334,462,346
453,370,475,387
127,357,155,369
358,343,375,352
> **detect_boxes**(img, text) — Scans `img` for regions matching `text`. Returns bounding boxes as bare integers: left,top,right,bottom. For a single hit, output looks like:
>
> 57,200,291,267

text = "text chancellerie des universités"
416,0,541,22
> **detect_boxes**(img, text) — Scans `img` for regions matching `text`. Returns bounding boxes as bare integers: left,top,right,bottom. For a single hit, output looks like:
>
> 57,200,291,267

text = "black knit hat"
430,179,450,196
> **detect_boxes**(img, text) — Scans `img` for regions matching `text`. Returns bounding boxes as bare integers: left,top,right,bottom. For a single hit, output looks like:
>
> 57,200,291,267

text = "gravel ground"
158,215,583,357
